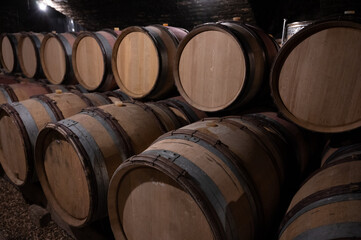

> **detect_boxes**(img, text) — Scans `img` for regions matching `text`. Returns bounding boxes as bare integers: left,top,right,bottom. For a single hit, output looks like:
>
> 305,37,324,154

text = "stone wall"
1,0,360,36
44,0,256,31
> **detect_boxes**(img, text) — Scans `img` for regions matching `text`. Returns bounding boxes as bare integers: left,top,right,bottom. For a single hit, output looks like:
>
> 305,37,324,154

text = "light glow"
37,2,47,11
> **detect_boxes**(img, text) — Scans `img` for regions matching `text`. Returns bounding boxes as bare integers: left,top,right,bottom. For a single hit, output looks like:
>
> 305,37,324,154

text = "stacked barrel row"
105,17,360,239
274,18,361,239
0,16,360,240
0,26,189,100
279,142,361,239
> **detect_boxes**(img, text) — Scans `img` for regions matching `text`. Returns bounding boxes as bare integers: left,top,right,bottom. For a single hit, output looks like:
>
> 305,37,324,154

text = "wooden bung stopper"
206,122,218,127
114,101,124,107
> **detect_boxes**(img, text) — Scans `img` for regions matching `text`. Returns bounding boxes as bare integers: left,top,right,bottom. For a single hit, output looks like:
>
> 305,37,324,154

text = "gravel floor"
0,177,73,240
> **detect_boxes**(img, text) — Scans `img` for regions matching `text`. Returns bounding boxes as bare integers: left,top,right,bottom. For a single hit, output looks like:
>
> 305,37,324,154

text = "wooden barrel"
63,84,88,93
145,101,186,131
321,142,361,166
107,113,309,240
17,32,45,78
40,32,78,85
105,89,133,103
279,157,361,239
174,22,278,112
0,74,20,85
0,91,116,186
72,30,120,91
158,96,208,125
0,33,21,73
34,100,195,226
112,25,188,100
271,19,361,133
0,82,54,104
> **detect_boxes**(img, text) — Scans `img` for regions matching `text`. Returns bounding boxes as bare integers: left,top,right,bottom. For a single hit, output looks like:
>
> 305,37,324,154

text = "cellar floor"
0,176,72,240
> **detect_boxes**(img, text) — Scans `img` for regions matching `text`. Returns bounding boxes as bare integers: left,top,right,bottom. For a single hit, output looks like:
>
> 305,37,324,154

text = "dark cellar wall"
0,0,84,33
40,0,257,31
1,0,361,37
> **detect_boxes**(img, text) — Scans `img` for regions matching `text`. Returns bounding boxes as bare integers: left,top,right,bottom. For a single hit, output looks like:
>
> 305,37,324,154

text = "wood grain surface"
280,160,361,239
178,30,246,111
0,115,27,185
1,36,14,72
44,136,91,220
20,36,37,77
11,83,50,102
117,167,214,240
0,92,109,186
274,24,361,132
115,31,159,97
35,101,179,226
108,115,297,239
74,36,105,90
42,37,66,84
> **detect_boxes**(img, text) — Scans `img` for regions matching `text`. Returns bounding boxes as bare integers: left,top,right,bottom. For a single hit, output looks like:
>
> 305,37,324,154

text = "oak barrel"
64,84,88,93
107,113,309,240
0,91,116,186
0,74,20,85
0,82,54,104
279,154,361,239
105,89,133,103
112,25,188,99
0,33,21,73
158,96,208,125
72,30,120,91
321,142,361,167
34,100,198,226
271,19,361,133
40,32,78,85
17,32,45,78
174,22,278,112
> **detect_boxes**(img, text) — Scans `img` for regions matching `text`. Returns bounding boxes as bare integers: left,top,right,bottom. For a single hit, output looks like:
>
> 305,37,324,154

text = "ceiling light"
37,1,47,11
